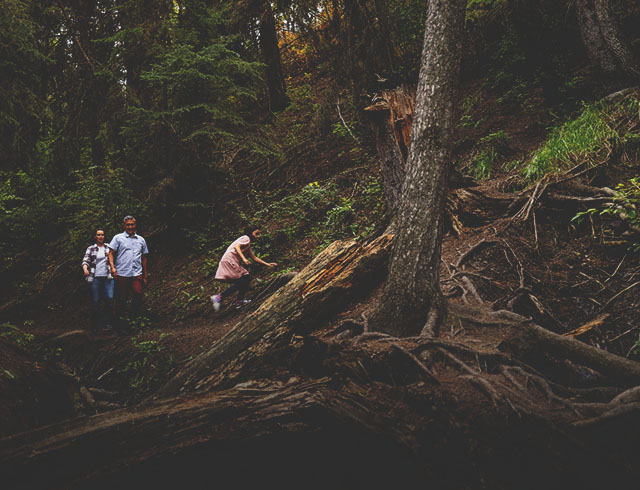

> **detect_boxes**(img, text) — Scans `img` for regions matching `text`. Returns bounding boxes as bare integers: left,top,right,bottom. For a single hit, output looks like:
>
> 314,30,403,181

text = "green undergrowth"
118,333,174,394
253,176,385,256
1,322,34,347
518,92,640,180
573,177,640,251
468,130,511,179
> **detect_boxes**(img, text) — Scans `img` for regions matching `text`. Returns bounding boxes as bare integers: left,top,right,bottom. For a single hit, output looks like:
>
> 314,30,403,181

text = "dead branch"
447,302,640,385
512,181,548,222
336,96,360,143
152,235,393,400
608,325,638,343
600,281,640,311
564,314,610,338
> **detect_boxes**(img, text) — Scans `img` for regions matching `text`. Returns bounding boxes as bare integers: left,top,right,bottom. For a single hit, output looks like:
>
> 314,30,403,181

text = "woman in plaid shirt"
82,229,114,333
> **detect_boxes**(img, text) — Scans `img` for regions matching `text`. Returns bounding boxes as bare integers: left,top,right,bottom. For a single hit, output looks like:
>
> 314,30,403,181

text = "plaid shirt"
82,244,114,280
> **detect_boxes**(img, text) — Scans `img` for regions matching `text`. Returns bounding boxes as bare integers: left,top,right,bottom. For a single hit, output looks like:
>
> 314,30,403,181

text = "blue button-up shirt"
108,232,149,277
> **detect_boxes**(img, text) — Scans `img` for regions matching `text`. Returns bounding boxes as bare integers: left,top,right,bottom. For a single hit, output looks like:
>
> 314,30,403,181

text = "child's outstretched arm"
249,247,277,267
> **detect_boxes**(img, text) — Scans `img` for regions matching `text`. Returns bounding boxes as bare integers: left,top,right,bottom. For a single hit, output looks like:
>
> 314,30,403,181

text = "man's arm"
108,249,117,277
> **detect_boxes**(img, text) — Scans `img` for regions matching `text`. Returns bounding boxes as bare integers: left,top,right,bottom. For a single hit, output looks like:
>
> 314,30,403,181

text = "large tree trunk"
370,0,467,337
576,0,640,84
259,2,289,111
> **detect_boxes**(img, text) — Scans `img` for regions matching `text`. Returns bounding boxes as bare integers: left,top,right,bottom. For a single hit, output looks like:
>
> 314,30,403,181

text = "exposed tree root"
326,312,369,339
453,239,500,269
449,302,640,384
573,402,640,427
390,344,439,384
437,348,478,375
610,385,640,405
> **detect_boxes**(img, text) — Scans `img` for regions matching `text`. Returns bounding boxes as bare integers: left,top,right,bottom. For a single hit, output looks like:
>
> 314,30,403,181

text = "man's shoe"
210,294,222,312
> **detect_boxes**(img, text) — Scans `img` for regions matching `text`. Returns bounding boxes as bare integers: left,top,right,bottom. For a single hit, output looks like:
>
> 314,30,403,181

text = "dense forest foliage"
1,0,638,308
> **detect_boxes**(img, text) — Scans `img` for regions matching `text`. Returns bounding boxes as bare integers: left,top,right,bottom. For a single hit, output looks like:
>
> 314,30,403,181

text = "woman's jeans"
90,277,114,329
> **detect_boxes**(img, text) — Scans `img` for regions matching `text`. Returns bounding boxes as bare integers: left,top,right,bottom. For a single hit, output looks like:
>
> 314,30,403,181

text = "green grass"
522,94,639,180
468,130,511,180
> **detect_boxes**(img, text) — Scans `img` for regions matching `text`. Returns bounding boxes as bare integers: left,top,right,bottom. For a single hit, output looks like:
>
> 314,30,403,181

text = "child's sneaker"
234,299,251,309
210,294,222,312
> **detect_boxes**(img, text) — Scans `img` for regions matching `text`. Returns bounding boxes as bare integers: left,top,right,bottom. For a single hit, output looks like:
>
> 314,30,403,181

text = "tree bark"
259,2,289,111
370,0,467,337
364,85,415,216
576,0,640,84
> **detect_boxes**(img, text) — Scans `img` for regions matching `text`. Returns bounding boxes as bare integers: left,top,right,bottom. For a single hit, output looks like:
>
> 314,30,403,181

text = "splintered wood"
301,235,394,298
563,313,609,338
364,85,415,161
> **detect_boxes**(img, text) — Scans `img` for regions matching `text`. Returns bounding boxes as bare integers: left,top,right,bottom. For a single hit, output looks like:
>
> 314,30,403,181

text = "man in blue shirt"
108,215,149,325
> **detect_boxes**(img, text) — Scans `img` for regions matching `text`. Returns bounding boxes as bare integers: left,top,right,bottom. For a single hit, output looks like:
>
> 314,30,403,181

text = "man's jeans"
90,277,114,329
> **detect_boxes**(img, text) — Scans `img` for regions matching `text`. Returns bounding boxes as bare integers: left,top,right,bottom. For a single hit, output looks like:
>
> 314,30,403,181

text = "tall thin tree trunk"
373,0,395,74
370,0,467,338
343,0,365,106
576,0,640,84
259,2,289,112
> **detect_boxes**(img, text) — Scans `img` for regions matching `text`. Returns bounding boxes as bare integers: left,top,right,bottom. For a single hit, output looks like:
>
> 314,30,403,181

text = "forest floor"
3,167,640,487
2,86,640,488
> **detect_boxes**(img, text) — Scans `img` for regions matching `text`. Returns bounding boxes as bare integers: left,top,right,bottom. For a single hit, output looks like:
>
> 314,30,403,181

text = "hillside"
2,1,640,488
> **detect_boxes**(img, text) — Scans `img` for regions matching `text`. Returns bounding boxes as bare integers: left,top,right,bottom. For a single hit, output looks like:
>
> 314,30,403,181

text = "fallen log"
151,235,394,400
0,378,419,490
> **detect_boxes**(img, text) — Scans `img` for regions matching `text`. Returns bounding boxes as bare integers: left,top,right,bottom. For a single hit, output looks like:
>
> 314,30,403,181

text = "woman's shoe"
210,294,222,312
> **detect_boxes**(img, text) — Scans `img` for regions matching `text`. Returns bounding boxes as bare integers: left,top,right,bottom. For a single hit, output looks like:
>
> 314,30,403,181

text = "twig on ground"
600,281,640,311
336,97,360,143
